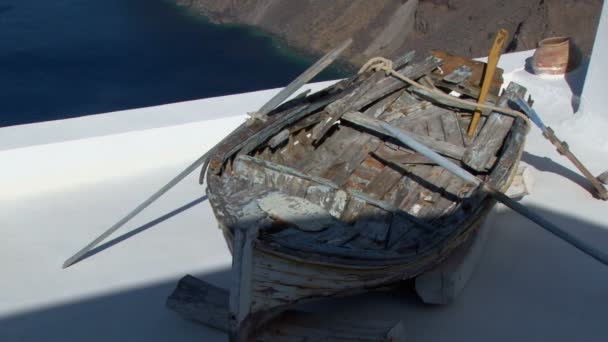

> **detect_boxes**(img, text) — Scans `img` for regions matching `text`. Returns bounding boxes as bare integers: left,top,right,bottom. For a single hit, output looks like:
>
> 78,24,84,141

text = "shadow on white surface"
522,151,596,197
76,195,209,265
1,205,607,341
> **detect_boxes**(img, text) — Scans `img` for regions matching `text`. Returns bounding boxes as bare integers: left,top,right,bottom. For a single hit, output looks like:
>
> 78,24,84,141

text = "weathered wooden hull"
204,52,529,340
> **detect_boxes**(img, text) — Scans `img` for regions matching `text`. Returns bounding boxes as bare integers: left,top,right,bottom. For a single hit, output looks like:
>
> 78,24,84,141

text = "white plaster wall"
0,80,338,200
579,2,607,118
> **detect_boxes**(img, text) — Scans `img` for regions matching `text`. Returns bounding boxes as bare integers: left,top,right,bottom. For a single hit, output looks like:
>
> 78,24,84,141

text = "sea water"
0,0,344,127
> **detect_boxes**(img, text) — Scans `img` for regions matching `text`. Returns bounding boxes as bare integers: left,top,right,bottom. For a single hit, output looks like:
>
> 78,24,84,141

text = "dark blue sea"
0,0,344,127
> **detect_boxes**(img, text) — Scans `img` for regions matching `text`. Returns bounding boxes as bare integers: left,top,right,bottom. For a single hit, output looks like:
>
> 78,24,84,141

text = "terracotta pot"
532,36,571,75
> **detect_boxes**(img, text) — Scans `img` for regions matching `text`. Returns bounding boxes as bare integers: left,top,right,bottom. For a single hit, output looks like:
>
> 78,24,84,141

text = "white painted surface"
1,52,607,341
0,80,338,151
0,80,337,199
579,1,607,120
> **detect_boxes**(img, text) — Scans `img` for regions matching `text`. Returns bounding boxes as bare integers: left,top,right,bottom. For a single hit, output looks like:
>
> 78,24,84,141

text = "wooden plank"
236,155,435,231
322,90,420,189
411,169,453,219
341,153,385,191
376,91,420,122
395,103,444,127
349,55,443,111
167,275,406,341
268,129,290,148
443,64,472,84
409,117,454,219
340,111,466,160
228,227,257,340
393,50,416,70
298,125,362,176
303,88,400,183
311,72,384,142
277,128,312,167
167,275,230,332
431,49,504,97
322,136,382,186
364,89,404,119
434,79,499,103
296,85,395,175
213,74,373,172
440,111,465,146
426,176,467,223
462,82,527,171
409,87,482,112
351,164,405,248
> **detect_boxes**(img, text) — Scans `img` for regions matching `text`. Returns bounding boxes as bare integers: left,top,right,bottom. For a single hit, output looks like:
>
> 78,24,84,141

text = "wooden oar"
62,39,353,269
467,28,509,137
381,122,608,266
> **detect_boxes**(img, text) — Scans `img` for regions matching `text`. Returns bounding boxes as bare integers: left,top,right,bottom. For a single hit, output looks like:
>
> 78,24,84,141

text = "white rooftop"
1,50,607,341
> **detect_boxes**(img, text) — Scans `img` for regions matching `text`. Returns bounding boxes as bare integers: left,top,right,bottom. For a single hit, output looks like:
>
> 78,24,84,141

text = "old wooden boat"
203,51,530,340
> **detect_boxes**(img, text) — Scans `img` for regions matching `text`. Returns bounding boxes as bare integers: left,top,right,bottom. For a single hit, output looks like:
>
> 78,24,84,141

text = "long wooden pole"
62,39,352,269
467,28,509,137
381,122,608,266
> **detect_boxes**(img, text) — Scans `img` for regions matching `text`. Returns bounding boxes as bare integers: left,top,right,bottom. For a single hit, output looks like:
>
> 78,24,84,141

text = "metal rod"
62,39,352,269
381,122,608,266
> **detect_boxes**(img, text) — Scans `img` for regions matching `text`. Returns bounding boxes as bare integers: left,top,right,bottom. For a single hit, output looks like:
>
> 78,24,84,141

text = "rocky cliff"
176,0,603,66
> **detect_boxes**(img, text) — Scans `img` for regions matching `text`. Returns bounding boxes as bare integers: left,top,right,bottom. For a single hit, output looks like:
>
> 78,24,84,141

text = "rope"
358,57,529,122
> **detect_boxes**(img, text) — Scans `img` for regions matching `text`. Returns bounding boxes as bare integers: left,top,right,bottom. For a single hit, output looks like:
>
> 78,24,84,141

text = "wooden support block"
167,275,407,341
414,220,491,305
505,164,535,200
167,275,230,331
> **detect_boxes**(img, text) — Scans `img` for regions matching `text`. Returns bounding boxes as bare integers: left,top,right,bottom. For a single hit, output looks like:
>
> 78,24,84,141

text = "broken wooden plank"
462,82,527,171
431,50,504,97
354,55,443,109
311,71,384,141
365,89,405,119
440,111,465,147
237,155,436,231
340,111,466,160
433,79,499,104
268,129,291,148
352,164,405,247
300,125,363,176
214,74,375,172
167,275,406,341
394,103,443,126
393,50,416,70
322,135,382,186
443,64,472,84
410,86,485,112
